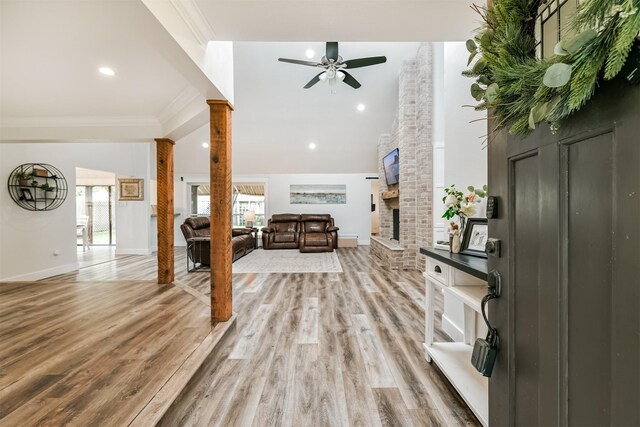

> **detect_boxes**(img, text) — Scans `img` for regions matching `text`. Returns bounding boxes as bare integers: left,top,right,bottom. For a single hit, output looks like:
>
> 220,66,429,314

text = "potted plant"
39,183,56,193
14,171,32,186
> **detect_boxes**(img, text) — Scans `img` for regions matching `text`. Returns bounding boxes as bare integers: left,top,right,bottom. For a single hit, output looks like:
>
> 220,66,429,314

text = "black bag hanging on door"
471,293,499,377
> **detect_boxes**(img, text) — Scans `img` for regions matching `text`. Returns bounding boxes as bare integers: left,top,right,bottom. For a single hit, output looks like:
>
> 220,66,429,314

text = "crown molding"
157,85,202,125
0,116,162,142
168,0,216,44
0,116,160,128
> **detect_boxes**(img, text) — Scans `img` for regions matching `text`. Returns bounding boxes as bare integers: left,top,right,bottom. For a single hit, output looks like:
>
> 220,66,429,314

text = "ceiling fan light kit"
279,41,387,90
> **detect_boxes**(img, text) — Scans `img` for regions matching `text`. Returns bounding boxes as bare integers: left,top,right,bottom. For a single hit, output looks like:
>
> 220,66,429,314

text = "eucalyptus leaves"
464,0,640,136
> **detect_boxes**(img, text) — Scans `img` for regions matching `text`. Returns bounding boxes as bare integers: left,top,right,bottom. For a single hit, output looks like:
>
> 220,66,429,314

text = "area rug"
232,249,343,273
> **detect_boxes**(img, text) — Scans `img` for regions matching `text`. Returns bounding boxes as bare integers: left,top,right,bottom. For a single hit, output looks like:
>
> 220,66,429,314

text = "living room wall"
172,172,376,247
263,173,375,245
0,142,152,281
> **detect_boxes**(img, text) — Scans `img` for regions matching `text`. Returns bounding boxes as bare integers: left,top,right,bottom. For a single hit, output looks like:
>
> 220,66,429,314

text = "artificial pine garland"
464,0,640,137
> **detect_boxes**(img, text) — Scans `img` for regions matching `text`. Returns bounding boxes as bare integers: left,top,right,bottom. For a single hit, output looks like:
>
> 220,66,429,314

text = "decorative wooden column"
155,138,175,284
207,100,234,322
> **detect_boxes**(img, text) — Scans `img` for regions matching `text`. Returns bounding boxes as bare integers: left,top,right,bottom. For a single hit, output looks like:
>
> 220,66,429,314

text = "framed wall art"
290,184,346,204
118,178,144,201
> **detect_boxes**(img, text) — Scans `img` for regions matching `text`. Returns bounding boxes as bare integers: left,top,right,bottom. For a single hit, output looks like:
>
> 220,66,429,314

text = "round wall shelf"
7,163,68,211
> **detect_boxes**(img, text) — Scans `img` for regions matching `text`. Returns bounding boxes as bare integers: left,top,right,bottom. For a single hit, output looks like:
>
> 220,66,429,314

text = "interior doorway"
76,168,117,254
371,180,380,236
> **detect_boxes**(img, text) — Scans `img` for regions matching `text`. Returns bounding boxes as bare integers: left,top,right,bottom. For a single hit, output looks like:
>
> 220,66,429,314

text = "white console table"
420,247,489,427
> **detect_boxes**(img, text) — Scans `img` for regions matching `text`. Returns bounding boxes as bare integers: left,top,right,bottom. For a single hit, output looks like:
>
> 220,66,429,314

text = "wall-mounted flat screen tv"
383,148,400,186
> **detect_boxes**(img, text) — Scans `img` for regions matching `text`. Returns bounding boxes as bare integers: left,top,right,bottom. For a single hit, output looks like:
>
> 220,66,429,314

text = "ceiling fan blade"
304,72,325,89
343,56,387,69
341,71,361,89
278,58,322,67
326,42,339,61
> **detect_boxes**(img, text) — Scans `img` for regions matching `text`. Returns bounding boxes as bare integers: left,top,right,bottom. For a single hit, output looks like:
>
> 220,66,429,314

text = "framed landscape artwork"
118,178,144,201
290,184,346,204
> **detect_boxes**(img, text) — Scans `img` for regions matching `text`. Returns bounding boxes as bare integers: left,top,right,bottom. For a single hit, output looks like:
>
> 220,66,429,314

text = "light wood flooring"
0,255,227,426
162,247,479,426
1,247,478,427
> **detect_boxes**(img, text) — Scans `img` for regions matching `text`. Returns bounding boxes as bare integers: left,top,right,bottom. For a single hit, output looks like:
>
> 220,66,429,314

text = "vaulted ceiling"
195,0,478,41
1,0,482,173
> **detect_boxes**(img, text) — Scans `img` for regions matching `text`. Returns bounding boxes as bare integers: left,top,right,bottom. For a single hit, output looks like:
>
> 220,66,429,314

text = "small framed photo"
118,178,144,201
20,188,34,201
461,218,488,258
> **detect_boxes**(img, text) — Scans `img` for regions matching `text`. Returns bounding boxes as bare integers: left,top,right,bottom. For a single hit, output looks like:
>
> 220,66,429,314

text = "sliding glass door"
76,185,116,246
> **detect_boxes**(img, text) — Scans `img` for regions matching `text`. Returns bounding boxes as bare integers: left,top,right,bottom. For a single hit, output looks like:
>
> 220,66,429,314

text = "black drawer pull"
434,265,442,273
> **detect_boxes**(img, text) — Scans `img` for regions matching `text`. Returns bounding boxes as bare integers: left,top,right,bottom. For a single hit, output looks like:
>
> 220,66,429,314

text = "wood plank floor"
1,247,479,426
0,257,224,426
161,247,480,427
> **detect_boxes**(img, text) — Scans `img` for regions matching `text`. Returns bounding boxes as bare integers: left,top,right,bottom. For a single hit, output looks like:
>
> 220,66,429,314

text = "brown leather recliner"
180,217,255,266
261,214,301,249
299,214,339,253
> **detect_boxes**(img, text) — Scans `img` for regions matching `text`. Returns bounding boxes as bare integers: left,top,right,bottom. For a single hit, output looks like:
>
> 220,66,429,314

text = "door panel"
489,78,640,426
565,132,614,426
512,154,541,426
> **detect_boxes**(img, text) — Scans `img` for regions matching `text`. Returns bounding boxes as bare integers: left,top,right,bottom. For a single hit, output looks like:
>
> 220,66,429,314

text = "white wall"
443,42,487,191
0,142,152,281
264,174,375,245
434,42,488,341
172,172,376,246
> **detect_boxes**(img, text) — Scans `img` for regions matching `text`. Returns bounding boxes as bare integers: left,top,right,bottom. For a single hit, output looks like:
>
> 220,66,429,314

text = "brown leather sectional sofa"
180,217,255,267
262,214,339,253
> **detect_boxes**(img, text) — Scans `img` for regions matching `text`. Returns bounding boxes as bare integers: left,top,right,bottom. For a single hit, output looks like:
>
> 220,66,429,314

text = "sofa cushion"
232,228,253,236
191,228,210,238
274,232,296,243
185,216,210,230
274,221,298,233
300,214,331,222
305,233,328,246
304,221,327,233
271,213,301,223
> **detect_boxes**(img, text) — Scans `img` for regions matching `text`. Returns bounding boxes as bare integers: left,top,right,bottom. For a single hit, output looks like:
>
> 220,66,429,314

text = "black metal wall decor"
7,163,68,211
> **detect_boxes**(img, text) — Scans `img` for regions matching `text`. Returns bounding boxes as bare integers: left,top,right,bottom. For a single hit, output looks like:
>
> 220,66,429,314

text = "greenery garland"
464,0,640,136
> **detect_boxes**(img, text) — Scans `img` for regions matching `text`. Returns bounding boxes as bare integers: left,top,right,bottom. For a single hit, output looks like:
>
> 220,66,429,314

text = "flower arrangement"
442,184,488,231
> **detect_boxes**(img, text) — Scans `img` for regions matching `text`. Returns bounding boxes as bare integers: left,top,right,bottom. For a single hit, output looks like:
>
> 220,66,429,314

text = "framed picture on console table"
460,218,488,258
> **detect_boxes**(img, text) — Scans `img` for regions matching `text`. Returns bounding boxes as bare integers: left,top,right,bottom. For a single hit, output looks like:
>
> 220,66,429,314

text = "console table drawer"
426,258,449,286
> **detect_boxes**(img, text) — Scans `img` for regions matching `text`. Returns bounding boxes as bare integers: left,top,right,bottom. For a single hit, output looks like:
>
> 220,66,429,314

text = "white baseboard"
442,314,465,342
1,262,79,282
358,239,370,245
115,248,153,256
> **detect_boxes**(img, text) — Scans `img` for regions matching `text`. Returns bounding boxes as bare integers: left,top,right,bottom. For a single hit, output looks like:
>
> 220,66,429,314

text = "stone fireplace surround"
373,43,434,271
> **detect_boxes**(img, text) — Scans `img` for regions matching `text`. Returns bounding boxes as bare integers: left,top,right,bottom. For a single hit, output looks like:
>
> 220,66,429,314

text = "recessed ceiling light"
305,49,315,59
357,103,366,112
308,142,316,150
202,142,209,148
99,67,115,76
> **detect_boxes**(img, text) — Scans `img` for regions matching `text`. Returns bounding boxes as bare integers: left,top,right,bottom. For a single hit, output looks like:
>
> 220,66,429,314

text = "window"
188,182,266,228
232,183,266,227
189,184,211,216
536,0,579,59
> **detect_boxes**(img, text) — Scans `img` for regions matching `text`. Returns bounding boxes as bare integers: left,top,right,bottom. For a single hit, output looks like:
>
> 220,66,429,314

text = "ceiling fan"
278,42,387,89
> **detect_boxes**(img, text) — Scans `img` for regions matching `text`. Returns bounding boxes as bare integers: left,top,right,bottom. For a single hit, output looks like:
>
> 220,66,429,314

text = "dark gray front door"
488,78,640,426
